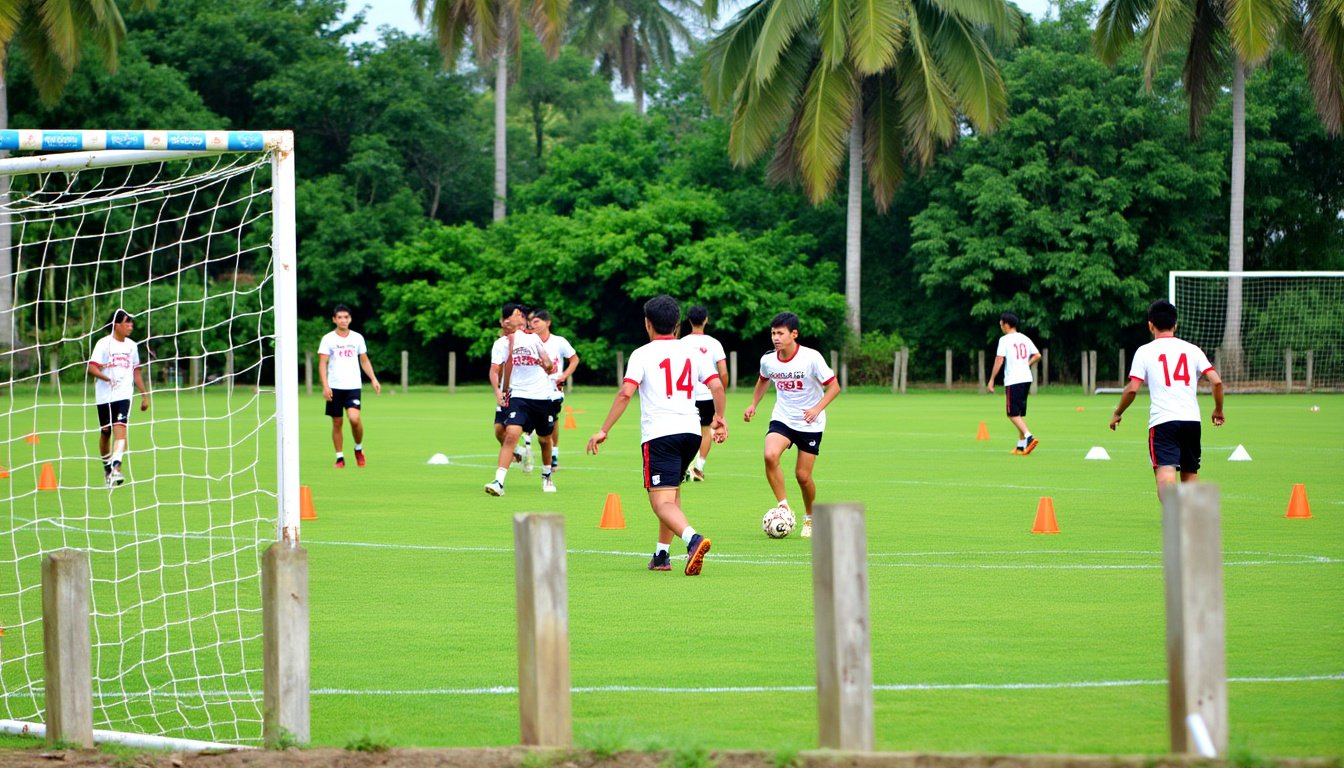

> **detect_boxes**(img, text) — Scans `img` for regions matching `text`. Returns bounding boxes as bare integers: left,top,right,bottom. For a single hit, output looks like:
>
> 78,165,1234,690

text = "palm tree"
416,0,569,221
705,0,1015,340
0,0,153,350
1094,0,1343,377
571,0,702,114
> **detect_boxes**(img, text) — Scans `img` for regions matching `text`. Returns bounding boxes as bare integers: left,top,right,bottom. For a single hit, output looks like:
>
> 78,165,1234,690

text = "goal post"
0,129,301,748
1169,271,1344,392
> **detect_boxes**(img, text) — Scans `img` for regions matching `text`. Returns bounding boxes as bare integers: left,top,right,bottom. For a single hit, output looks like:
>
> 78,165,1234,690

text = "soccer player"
87,309,150,487
530,309,579,472
586,295,726,575
485,312,556,496
318,304,381,468
743,312,840,539
490,303,528,466
681,305,728,481
987,311,1042,455
1110,299,1225,499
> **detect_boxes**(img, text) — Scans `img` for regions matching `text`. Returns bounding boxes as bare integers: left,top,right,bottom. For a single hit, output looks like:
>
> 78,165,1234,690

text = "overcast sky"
340,0,1058,46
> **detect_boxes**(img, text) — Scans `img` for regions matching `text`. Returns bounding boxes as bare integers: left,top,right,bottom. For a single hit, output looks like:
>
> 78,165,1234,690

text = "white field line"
306,674,1344,696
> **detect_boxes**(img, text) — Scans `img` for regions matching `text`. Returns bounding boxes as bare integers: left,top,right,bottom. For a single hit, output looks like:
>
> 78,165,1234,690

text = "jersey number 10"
1157,353,1191,386
658,358,695,398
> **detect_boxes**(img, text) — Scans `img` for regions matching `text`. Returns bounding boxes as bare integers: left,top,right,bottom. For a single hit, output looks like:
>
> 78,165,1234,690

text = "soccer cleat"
800,518,813,538
108,468,125,487
355,449,366,467
484,480,505,497
689,467,705,482
684,534,711,576
334,457,345,469
522,448,534,473
542,476,557,493
512,451,524,465
647,551,672,571
550,461,559,472
1023,437,1040,455
1012,447,1026,455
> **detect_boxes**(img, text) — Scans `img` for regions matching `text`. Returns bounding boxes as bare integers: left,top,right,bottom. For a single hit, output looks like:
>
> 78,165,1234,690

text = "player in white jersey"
587,295,725,575
530,309,580,473
987,311,1042,455
318,305,382,468
1110,299,1225,498
490,303,528,465
744,312,840,538
681,305,729,482
485,305,555,496
87,309,151,487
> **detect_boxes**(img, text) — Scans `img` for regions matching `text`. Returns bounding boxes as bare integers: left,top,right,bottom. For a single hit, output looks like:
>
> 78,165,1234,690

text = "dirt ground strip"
0,748,1337,768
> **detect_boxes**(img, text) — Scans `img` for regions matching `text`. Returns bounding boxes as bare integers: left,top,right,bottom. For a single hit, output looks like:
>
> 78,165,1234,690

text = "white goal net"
0,131,300,747
1169,271,1344,392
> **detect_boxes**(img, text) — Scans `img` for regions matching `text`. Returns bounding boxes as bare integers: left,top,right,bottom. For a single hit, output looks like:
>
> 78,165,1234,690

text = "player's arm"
587,380,638,455
358,353,382,394
988,355,1005,394
318,353,333,400
708,376,728,444
490,362,508,406
803,378,841,423
133,365,150,411
557,352,580,384
538,345,555,374
87,360,110,383
1109,378,1143,430
743,376,770,422
1204,368,1225,426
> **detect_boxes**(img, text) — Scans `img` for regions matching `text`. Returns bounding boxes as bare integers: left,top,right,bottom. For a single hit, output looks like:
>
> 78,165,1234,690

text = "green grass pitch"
3,386,1341,755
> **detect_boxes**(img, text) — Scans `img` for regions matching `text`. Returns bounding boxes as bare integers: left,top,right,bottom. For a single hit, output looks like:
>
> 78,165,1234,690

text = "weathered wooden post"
615,351,624,386
1088,350,1098,395
977,350,986,394
514,514,571,746
730,351,738,393
189,356,200,388
401,350,409,394
1119,349,1127,387
225,349,235,393
1285,349,1294,393
448,351,457,394
812,502,873,751
891,350,900,394
1041,348,1049,388
48,350,60,389
43,550,93,748
898,347,908,394
945,349,953,390
304,352,312,396
263,544,310,748
1305,350,1314,392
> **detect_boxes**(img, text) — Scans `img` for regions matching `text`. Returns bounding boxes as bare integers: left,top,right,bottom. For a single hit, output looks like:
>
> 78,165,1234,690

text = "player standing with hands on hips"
1110,299,1225,499
318,304,381,468
88,309,150,487
987,311,1041,455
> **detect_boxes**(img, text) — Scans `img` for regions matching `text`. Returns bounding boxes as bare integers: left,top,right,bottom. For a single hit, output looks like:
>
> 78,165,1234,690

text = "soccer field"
2,387,1340,755
295,386,1341,755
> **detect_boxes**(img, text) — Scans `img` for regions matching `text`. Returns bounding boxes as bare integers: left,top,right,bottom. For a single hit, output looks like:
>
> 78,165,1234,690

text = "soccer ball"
762,506,796,538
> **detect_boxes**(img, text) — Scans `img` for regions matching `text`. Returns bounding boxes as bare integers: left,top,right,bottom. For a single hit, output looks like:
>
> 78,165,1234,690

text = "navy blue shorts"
96,400,131,430
695,399,715,428
642,433,700,489
325,388,362,418
502,397,556,437
1005,382,1030,417
767,420,823,455
1149,420,1201,472
494,404,508,426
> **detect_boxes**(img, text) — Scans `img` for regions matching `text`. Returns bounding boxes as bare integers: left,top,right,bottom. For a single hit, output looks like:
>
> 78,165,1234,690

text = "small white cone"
427,453,450,465
1084,446,1111,460
1229,444,1252,461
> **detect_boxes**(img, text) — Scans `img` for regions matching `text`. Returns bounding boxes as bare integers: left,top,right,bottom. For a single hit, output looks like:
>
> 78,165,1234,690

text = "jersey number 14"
1157,353,1191,386
658,358,694,398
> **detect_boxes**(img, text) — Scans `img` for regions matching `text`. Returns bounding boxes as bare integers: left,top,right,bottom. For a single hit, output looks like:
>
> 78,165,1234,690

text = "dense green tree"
570,0,703,114
512,37,620,164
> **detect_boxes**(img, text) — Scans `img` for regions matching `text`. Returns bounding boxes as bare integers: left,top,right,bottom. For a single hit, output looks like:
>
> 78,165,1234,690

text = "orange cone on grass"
599,493,625,529
1031,497,1060,534
299,485,318,520
976,422,990,441
0,466,8,479
1285,484,1312,519
25,433,39,445
564,406,577,430
37,463,58,491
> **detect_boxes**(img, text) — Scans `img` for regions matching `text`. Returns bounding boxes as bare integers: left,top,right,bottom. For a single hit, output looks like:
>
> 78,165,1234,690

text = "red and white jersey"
318,330,367,389
759,345,836,433
996,332,1039,386
89,334,141,405
681,332,727,401
539,333,577,401
624,337,721,442
1129,336,1214,427
507,330,552,400
490,335,511,366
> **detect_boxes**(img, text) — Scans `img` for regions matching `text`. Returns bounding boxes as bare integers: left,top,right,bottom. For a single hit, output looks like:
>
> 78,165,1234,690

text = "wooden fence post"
304,352,312,396
891,350,900,394
730,351,738,393
945,349,953,390
1119,349,1127,387
1285,349,1294,393
898,348,908,394
401,350,409,394
514,514,571,747
1081,351,1089,395
48,350,60,389
615,351,624,386
263,544,310,748
225,349,234,393
1089,350,1098,395
449,351,457,394
1041,348,1049,388
1162,483,1228,757
43,550,93,748
813,502,873,751
189,356,200,388
1306,350,1314,391
977,350,986,394
830,350,839,383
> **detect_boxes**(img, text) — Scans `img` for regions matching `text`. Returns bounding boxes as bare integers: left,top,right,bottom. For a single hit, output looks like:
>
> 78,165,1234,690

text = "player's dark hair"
644,295,681,335
332,304,351,317
1000,311,1019,329
770,312,800,333
500,302,524,321
687,305,709,326
1148,299,1178,331
110,309,133,325
532,309,551,322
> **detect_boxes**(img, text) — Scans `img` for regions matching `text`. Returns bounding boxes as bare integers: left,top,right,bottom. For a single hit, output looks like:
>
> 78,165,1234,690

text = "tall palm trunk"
844,105,862,342
0,59,14,350
1220,61,1246,377
493,19,510,222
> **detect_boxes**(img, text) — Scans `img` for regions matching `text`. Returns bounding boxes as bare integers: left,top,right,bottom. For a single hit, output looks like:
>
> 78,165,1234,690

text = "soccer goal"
0,130,302,748
1169,271,1344,392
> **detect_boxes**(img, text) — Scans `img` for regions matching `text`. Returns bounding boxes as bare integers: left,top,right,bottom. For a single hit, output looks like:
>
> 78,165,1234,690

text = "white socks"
680,527,698,544
495,467,508,484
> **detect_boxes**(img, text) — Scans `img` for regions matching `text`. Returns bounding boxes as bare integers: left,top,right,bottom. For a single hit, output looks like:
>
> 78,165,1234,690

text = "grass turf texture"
3,387,1341,755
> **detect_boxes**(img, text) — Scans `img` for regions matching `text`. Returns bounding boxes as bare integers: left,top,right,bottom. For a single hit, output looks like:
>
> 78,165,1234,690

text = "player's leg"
535,404,556,492
644,434,710,574
1008,385,1037,454
96,403,113,483
346,405,367,467
689,400,714,481
1178,421,1201,484
107,415,130,486
548,400,563,471
488,422,524,495
325,394,346,467
1148,423,1183,499
793,447,820,533
763,424,794,507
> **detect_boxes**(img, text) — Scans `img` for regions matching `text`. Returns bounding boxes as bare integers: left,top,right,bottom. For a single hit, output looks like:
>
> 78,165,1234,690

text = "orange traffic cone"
24,433,39,445
1031,497,1060,534
299,485,317,521
37,463,58,491
0,466,9,479
976,422,990,441
564,406,577,430
599,493,625,529
1286,484,1312,519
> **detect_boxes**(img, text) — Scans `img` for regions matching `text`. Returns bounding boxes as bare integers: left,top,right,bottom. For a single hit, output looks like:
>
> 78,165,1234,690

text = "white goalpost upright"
0,130,301,748
1169,270,1344,392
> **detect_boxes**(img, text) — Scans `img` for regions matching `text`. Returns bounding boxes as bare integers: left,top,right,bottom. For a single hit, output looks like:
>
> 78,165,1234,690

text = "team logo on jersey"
651,474,661,485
